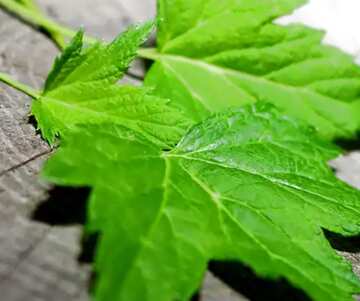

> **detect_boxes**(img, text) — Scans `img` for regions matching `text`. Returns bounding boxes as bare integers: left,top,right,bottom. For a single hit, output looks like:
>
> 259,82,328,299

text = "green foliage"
32,25,191,147
44,103,360,301
144,0,360,140
1,1,360,301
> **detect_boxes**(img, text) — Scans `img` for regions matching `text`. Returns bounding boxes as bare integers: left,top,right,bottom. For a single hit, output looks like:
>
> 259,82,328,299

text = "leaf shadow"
208,261,311,301
28,115,44,138
78,231,99,294
335,133,360,151
32,186,90,225
324,229,360,252
31,185,98,292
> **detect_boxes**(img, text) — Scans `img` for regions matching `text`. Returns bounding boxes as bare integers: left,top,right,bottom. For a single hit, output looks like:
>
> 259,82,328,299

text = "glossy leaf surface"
44,103,360,301
145,0,360,140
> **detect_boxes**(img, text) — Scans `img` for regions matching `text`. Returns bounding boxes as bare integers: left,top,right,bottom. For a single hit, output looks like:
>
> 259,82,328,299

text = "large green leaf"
144,0,360,140
32,24,191,147
43,103,360,301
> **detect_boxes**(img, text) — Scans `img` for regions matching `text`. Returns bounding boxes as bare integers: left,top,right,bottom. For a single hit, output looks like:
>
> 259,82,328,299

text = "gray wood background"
0,1,359,300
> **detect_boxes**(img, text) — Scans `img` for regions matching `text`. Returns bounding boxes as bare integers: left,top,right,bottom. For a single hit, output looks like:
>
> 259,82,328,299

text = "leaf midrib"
167,153,360,216
142,49,356,136
177,159,348,300
109,156,174,296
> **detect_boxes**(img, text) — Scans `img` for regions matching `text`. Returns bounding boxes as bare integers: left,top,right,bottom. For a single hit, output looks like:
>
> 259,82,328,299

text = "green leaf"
43,103,360,301
144,0,360,140
32,24,191,147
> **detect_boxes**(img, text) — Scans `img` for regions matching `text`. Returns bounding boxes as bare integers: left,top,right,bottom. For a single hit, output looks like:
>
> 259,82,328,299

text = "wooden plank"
0,6,88,300
0,1,148,300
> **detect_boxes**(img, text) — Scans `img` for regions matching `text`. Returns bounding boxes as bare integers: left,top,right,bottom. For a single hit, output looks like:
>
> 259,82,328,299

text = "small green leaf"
43,103,360,301
32,24,191,147
144,0,360,140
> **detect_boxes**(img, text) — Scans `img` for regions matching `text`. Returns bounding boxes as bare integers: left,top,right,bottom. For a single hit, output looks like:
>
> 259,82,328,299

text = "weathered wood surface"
0,1,358,301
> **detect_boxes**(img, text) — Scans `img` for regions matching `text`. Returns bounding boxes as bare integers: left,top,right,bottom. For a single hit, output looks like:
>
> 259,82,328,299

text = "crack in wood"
0,148,53,178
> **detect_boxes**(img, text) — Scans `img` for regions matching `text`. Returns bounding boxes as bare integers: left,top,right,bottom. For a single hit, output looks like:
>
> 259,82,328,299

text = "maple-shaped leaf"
31,23,191,147
43,103,360,301
143,0,360,140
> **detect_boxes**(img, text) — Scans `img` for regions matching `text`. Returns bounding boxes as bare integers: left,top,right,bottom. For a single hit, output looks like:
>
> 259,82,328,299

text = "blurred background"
281,0,360,58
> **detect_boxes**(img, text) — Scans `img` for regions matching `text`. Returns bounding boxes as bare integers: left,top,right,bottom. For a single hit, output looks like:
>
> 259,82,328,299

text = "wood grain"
0,1,359,301
0,6,87,300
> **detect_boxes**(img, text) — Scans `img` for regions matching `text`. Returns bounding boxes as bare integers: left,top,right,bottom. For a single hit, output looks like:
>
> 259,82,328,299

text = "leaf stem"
0,0,156,60
0,72,40,99
137,48,159,60
0,0,156,90
0,0,96,45
16,0,66,48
